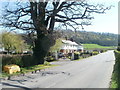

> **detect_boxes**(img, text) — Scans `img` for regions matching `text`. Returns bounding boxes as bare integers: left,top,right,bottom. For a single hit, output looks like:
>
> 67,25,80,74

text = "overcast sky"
0,0,119,34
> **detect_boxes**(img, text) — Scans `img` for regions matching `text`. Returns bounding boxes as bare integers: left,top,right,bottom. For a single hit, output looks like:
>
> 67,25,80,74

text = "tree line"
58,30,118,46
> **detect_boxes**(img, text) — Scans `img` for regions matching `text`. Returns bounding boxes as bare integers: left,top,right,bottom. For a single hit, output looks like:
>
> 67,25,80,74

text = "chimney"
70,38,74,42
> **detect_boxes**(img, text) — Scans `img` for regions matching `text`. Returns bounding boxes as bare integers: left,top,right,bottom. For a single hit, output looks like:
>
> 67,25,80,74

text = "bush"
100,50,104,53
2,54,34,68
80,51,92,58
92,51,99,55
44,61,50,66
44,56,56,62
74,52,80,60
117,46,120,51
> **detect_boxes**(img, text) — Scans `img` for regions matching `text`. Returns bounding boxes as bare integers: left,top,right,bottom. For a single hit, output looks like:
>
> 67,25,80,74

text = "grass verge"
1,61,58,78
110,50,120,88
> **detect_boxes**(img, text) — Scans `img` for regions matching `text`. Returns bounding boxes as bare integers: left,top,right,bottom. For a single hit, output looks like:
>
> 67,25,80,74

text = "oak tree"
2,0,111,64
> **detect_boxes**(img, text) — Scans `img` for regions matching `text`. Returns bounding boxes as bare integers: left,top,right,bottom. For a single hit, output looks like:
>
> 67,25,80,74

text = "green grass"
1,62,58,78
110,50,120,88
82,44,116,50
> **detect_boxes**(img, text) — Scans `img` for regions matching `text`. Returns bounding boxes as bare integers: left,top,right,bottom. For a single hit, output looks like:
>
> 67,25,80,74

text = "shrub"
74,52,80,60
21,55,34,67
92,51,99,55
117,47,120,51
2,54,34,68
80,51,92,58
44,56,56,62
2,55,22,66
44,61,50,66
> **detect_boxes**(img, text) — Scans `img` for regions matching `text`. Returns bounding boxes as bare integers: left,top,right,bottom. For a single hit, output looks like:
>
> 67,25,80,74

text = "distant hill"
20,30,118,47
58,30,118,46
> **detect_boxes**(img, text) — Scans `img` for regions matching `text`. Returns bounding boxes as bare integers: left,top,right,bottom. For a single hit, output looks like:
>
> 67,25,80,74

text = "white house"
60,40,83,54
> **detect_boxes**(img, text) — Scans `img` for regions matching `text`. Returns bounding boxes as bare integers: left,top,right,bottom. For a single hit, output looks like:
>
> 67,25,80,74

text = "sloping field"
82,44,116,50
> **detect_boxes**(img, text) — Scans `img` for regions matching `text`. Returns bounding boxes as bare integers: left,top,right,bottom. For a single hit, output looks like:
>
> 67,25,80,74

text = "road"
2,50,115,88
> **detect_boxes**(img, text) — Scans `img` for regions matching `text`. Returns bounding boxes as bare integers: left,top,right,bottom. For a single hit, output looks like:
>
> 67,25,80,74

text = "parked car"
23,51,33,54
58,52,65,58
0,51,7,54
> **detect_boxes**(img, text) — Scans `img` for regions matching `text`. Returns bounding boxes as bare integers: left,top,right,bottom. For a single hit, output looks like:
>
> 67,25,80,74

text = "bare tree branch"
2,0,111,33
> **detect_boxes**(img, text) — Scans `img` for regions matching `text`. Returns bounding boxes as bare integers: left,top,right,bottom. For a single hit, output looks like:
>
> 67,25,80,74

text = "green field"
82,44,116,50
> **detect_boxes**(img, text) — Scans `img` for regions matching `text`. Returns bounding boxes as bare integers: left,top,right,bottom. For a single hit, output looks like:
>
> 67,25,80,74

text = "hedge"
1,54,35,67
111,51,120,88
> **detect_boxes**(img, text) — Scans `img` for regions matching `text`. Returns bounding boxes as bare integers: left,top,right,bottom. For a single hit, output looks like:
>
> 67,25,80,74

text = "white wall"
61,44,83,51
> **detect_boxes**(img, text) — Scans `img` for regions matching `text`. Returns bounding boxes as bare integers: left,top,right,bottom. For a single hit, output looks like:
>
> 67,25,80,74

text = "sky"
0,0,119,34
84,0,119,34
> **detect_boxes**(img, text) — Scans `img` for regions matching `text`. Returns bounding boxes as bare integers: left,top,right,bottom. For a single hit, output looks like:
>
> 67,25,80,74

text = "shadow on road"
2,82,31,90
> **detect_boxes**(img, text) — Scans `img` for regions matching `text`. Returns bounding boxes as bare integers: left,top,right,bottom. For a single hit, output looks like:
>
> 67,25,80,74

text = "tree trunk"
33,31,55,64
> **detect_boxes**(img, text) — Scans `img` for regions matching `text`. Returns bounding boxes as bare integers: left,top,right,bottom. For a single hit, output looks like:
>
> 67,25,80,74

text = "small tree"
50,38,63,52
2,31,26,53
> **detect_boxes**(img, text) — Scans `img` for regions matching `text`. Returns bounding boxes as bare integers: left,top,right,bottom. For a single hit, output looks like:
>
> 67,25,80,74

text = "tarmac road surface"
2,50,115,88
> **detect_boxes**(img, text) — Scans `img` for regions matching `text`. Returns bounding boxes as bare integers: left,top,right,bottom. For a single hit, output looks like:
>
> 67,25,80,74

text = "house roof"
62,40,78,45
